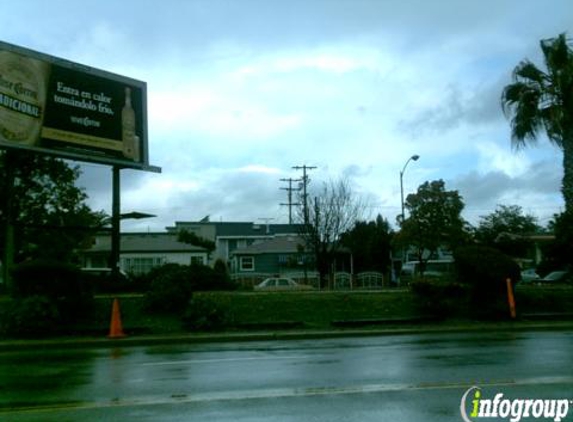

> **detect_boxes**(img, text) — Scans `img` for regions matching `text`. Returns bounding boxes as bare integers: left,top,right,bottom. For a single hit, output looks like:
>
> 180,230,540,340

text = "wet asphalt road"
1,330,572,421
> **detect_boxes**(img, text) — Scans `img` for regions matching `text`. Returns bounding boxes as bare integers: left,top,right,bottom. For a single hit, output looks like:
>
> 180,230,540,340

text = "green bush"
144,264,193,314
11,259,94,321
83,270,141,294
182,296,232,331
144,263,236,315
454,246,520,319
1,296,60,338
410,279,468,318
188,262,236,291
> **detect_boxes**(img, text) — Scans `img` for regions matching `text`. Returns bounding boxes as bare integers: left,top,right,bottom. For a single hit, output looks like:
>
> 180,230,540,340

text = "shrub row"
410,245,521,320
1,260,95,337
143,262,236,315
1,260,235,337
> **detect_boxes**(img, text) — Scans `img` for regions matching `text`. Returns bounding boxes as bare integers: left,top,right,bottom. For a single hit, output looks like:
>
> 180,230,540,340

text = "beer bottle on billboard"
122,86,138,161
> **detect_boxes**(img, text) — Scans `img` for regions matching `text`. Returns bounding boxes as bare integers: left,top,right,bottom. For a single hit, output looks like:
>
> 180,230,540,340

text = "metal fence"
231,271,385,290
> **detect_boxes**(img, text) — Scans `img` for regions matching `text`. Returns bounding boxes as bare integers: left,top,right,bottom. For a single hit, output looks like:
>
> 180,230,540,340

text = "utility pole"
280,178,301,224
258,217,274,235
292,165,317,225
2,150,16,292
110,166,122,282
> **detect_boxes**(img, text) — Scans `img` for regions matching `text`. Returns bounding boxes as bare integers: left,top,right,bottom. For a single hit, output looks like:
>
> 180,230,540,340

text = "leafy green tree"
177,229,216,258
501,33,573,210
540,211,573,272
340,215,394,273
0,151,107,264
475,205,540,257
397,180,467,273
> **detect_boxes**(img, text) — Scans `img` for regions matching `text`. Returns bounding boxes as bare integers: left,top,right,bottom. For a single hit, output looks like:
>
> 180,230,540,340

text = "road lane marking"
140,355,307,366
2,376,572,415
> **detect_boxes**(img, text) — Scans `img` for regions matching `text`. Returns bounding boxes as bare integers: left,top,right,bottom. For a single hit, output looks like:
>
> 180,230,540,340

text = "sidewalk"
2,319,573,352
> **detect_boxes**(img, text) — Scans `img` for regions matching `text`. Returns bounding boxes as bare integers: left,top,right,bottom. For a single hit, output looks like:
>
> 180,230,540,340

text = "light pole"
400,154,420,224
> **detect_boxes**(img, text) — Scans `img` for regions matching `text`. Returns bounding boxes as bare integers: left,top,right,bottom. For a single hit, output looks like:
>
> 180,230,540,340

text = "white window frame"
240,256,255,272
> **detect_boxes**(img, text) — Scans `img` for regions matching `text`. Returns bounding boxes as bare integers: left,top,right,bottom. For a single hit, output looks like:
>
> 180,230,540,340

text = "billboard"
0,41,154,170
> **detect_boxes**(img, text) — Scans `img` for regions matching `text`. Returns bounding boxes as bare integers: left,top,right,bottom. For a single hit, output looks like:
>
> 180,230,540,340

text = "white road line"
141,355,307,366
3,376,572,414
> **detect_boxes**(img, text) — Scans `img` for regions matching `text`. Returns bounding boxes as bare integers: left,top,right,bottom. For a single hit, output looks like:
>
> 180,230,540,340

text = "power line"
280,178,302,224
292,165,317,225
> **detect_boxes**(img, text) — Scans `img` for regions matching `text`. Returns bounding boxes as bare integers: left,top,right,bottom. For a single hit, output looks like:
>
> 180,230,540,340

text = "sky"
1,0,571,231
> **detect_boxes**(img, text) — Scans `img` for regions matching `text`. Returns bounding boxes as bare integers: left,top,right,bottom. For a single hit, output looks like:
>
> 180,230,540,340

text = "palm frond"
509,87,544,148
501,81,542,118
513,60,548,86
541,33,572,75
540,105,566,148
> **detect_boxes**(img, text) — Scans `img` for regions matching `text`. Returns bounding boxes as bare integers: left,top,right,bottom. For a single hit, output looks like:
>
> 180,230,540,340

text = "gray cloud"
399,77,508,138
451,159,562,224
2,0,571,231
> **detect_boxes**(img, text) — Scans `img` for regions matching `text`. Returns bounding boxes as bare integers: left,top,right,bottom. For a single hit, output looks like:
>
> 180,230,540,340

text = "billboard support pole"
110,166,121,282
2,150,16,293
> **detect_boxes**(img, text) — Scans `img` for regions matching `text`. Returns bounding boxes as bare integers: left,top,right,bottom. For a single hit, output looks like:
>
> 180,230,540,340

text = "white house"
81,232,209,276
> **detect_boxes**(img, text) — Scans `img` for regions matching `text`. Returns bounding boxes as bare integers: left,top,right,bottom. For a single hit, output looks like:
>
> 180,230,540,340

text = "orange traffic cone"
108,298,126,338
506,278,517,319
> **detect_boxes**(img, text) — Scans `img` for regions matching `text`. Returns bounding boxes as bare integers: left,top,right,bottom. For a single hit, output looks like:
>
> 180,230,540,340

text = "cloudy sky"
1,0,571,231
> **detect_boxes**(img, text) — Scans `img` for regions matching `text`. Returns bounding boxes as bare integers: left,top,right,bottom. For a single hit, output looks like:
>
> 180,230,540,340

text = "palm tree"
501,33,573,211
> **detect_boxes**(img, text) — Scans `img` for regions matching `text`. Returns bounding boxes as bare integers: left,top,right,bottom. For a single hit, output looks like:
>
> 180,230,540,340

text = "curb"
2,320,573,352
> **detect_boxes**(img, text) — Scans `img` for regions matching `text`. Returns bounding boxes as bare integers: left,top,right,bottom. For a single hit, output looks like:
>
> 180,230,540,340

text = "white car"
538,270,571,284
520,268,540,284
254,277,313,291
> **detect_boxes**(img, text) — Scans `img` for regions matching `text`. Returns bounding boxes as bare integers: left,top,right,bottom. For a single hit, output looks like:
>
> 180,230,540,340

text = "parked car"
400,259,454,283
520,268,540,284
537,270,571,285
254,277,313,291
81,267,129,281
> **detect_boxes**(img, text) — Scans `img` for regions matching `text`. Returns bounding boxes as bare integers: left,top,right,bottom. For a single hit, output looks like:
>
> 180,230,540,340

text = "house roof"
232,235,305,255
167,221,302,237
84,232,207,254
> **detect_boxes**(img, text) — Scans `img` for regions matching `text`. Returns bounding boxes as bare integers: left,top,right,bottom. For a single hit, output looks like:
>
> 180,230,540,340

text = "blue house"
230,235,311,276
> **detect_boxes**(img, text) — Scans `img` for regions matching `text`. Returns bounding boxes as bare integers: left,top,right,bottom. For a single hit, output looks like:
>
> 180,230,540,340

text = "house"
81,232,209,276
230,235,309,275
80,220,304,277
166,220,302,265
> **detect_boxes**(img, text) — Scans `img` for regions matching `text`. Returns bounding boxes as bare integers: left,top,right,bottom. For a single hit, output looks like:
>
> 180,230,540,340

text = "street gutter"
1,320,573,352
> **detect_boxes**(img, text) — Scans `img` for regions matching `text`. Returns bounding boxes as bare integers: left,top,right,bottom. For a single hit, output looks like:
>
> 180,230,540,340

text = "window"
190,256,204,265
240,256,255,271
123,257,164,275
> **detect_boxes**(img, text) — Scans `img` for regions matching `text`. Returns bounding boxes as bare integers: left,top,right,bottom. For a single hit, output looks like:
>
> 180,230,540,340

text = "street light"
400,154,420,224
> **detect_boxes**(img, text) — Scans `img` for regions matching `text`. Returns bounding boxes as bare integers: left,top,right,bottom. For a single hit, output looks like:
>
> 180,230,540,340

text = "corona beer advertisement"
0,41,148,168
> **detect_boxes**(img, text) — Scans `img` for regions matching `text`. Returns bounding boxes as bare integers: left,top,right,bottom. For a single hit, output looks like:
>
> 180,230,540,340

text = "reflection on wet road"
1,330,572,421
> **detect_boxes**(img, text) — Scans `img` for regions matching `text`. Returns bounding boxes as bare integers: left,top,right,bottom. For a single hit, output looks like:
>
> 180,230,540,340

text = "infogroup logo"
460,386,571,422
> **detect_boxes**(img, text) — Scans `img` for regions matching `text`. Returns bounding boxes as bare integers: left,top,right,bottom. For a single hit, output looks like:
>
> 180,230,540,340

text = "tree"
474,205,540,257
177,229,216,258
297,178,367,288
540,211,573,273
340,215,394,274
397,180,467,273
501,33,573,211
0,151,107,264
